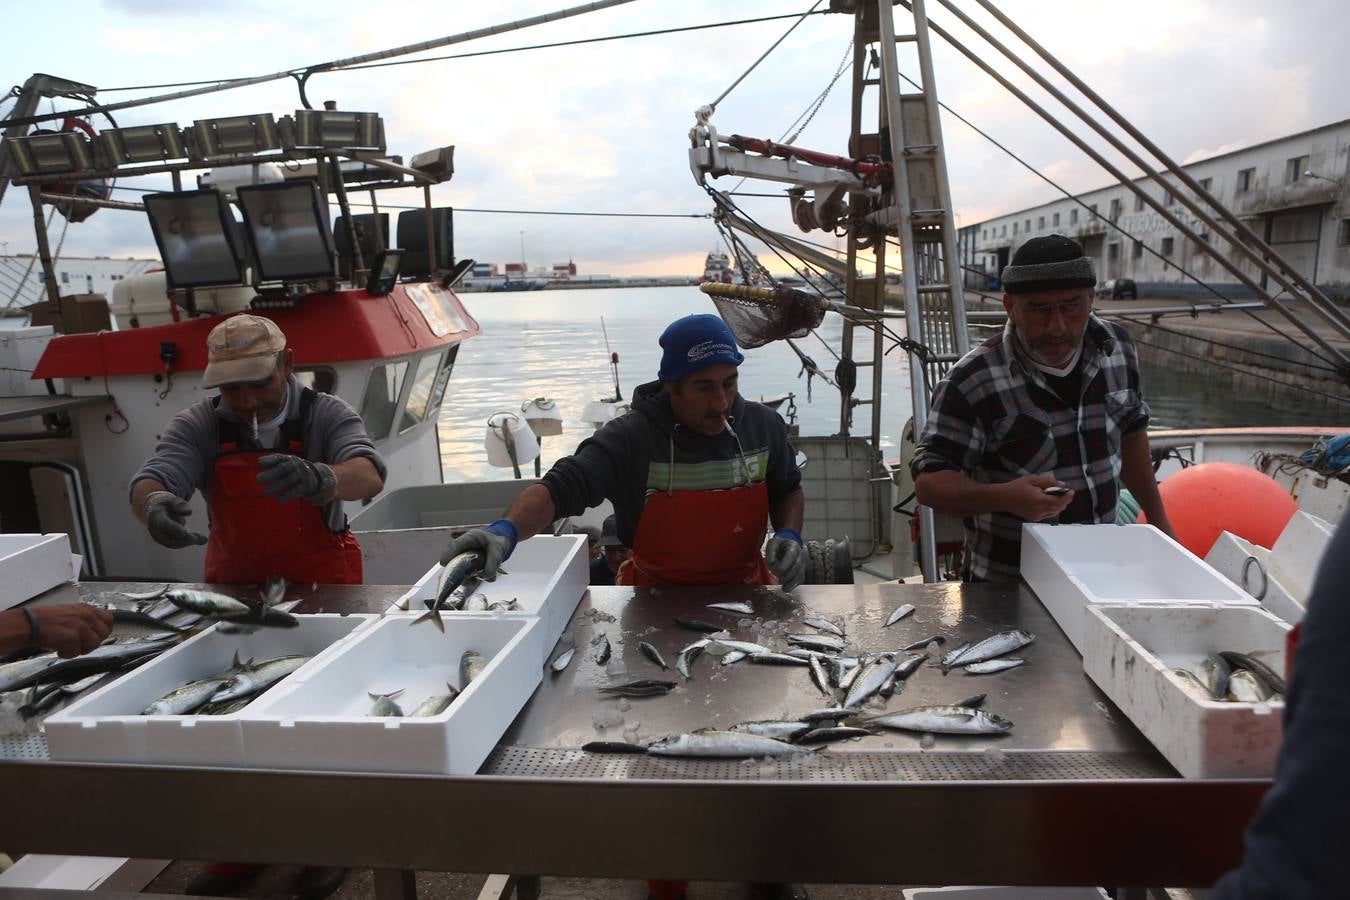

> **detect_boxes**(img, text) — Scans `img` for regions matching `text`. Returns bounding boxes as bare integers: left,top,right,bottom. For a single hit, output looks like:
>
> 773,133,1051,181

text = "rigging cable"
707,2,826,113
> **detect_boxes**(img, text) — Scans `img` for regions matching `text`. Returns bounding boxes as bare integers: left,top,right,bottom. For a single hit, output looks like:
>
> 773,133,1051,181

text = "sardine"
844,656,899,708
1218,651,1286,696
144,671,236,715
708,638,773,656
893,654,926,680
647,731,813,758
210,655,310,704
786,633,846,653
460,650,486,687
638,641,669,671
802,617,844,638
884,604,915,627
706,601,754,615
368,689,405,717
597,679,676,698
1227,669,1272,703
902,634,947,652
0,637,174,693
748,652,809,666
866,705,1014,735
410,683,460,717
1170,668,1210,699
673,617,723,633
729,720,813,741
808,655,831,697
582,740,648,754
720,650,748,666
838,661,863,692
799,707,858,724
797,726,874,744
413,551,487,631
550,647,576,674
1200,653,1231,701
676,640,709,681
941,630,1035,670
963,658,1026,675
953,693,987,708
593,634,612,665
164,588,251,619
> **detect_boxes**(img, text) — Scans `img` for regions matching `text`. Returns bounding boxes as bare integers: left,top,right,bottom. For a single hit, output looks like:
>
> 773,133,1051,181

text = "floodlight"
367,249,404,296
189,114,279,159
289,110,385,152
5,131,95,176
99,123,185,165
143,189,245,289
442,257,475,289
409,145,454,182
237,181,337,281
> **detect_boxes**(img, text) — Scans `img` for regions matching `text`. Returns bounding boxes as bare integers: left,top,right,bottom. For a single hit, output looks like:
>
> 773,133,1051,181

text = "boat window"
294,367,336,394
359,359,409,440
398,350,444,434
427,343,460,416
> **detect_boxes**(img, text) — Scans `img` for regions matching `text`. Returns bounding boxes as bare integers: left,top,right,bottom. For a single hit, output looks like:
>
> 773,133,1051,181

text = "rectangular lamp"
100,123,186,165
5,132,95,176
143,190,245,289
237,181,337,281
189,114,279,159
290,110,385,152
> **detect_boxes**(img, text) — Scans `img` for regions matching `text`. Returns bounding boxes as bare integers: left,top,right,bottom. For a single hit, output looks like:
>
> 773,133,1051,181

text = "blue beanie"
657,314,745,382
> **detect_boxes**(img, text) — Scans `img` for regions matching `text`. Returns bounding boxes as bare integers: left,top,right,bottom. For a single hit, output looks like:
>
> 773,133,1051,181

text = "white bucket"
484,413,540,468
521,397,563,437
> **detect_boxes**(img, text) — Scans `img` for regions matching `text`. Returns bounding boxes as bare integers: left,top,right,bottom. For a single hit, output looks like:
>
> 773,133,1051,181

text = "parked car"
1098,278,1138,299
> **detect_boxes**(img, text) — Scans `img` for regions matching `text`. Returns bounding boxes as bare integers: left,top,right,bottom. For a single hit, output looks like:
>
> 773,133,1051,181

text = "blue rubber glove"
439,519,518,580
765,528,805,592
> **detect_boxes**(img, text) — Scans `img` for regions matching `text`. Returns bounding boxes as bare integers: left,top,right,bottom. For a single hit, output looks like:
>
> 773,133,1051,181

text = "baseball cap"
599,515,624,548
202,314,287,389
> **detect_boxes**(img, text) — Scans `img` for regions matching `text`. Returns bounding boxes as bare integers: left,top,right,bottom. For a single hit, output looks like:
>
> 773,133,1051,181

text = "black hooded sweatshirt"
541,379,801,549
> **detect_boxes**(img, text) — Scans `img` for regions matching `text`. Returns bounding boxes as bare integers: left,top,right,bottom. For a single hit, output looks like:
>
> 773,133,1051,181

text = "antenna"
601,316,621,402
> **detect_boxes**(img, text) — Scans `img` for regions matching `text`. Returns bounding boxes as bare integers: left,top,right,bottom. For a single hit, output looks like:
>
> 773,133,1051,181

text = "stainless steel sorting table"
0,580,1269,892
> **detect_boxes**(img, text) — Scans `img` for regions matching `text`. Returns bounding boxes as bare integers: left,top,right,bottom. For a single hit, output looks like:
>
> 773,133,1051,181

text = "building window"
60,272,69,284
982,230,987,240
1198,232,1211,244
1109,198,1122,220
1001,225,1007,237
1070,209,1078,225
1164,192,1175,207
1132,241,1143,259
1024,218,1031,232
1134,194,1145,212
1286,155,1309,184
1198,177,1212,192
1108,242,1120,261
1161,237,1175,256
1088,203,1098,218
1037,216,1045,229
1237,168,1255,193
1340,219,1350,246
1053,212,1061,227
1013,221,1019,235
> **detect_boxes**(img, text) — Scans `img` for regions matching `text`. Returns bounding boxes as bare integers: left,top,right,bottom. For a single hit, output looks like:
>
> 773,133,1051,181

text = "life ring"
41,116,110,223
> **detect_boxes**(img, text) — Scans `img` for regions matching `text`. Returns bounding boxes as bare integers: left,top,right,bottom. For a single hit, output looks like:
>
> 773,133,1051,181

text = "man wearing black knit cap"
911,234,1174,582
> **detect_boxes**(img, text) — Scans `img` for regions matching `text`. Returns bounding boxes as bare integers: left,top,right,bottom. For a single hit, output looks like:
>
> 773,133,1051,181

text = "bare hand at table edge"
0,604,114,658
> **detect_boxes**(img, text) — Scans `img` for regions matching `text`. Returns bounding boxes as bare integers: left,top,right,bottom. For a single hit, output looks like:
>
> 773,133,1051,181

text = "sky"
1,0,1347,278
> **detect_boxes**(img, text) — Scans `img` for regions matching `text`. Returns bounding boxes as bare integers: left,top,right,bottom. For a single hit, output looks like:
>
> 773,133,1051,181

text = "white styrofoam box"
1268,509,1334,604
0,856,166,892
241,614,542,775
1205,531,1304,625
1082,603,1290,779
0,533,76,610
1021,524,1257,653
393,534,588,667
904,889,1109,899
45,615,371,767
0,326,57,396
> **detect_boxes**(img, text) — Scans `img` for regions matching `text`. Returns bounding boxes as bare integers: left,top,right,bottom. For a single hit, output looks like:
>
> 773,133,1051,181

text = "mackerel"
598,679,676,698
1200,653,1231,701
368,689,405,717
1227,669,1272,703
953,693,987,709
720,650,748,666
708,638,773,656
410,683,460,717
1218,651,1286,695
799,708,858,724
122,585,170,602
550,647,576,674
164,588,251,619
673,617,723,634
902,634,947,652
210,655,310,703
647,730,813,758
802,617,844,638
706,601,754,615
941,630,1035,670
1170,668,1211,699
413,551,487,631
883,604,915,627
963,658,1025,675
748,652,809,666
460,650,486,687
144,654,247,715
893,654,926,680
728,720,813,741
638,641,669,671
797,725,874,744
593,634,612,665
808,655,831,697
866,705,1014,735
786,633,846,653
844,656,898,708
676,640,709,681
838,661,863,692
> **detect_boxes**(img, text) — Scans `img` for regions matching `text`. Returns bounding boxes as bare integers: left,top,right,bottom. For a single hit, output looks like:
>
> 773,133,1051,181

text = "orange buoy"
1141,461,1296,558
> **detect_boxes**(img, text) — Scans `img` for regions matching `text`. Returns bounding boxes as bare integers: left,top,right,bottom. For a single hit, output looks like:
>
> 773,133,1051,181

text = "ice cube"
919,733,936,750
605,659,628,677
592,708,624,730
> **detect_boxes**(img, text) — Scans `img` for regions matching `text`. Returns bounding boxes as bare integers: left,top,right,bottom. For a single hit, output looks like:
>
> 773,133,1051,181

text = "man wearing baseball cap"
443,312,806,593
911,234,1174,582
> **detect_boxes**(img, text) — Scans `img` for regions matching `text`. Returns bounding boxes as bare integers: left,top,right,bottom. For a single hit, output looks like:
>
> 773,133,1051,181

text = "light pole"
519,231,526,273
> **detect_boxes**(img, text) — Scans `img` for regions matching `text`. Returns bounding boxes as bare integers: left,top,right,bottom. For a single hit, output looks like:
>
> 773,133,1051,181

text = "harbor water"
437,286,1342,482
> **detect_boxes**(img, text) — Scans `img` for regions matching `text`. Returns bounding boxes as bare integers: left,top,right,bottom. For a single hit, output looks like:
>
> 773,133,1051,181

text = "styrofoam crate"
1021,523,1256,653
904,889,1109,899
0,534,76,610
44,615,372,767
1205,531,1304,625
240,614,543,775
1082,603,1290,779
393,534,587,668
1268,509,1334,604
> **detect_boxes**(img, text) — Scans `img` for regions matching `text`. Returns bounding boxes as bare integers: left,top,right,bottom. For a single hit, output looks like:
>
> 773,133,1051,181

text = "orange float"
1141,461,1297,558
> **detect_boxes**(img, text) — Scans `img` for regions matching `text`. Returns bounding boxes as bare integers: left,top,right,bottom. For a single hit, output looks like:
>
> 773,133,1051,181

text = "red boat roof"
32,283,479,380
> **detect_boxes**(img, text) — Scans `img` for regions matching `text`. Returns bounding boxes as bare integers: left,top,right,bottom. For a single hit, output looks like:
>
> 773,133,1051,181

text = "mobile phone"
1042,485,1070,496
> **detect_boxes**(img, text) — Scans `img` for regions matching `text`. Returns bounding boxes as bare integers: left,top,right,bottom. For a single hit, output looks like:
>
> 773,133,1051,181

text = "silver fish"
803,617,844,638
1170,668,1211,699
844,656,899,709
884,604,915,627
808,655,831,696
368,689,405,717
1227,669,1272,703
210,655,310,704
164,588,251,618
748,652,810,666
866,705,1014,735
460,650,486,687
729,720,813,741
550,647,576,674
647,731,813,758
0,637,173,693
1219,651,1286,696
410,683,460,717
799,707,858,724
941,630,1035,670
122,585,170,602
708,638,773,656
676,639,709,681
953,693,987,709
414,551,487,631
1200,654,1231,701
593,634,612,664
487,598,522,613
893,654,926,680
0,652,59,694
902,634,947,652
786,633,846,653
638,641,669,670
597,679,676,698
838,660,864,692
797,726,874,744
720,650,748,666
260,577,287,608
963,658,1026,675
58,673,106,696
144,663,240,716
707,601,754,615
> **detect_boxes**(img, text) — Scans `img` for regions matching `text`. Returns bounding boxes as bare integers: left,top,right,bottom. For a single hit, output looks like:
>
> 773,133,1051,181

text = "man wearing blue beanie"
441,313,806,594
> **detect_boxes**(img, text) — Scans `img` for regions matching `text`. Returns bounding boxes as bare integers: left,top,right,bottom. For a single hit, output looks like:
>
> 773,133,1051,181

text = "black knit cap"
1001,234,1096,295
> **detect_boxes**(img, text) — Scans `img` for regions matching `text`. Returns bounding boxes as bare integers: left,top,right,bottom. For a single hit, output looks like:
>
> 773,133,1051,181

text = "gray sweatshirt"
130,374,387,532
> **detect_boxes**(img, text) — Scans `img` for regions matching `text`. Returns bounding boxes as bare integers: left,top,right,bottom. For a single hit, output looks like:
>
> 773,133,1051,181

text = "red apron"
617,480,777,587
202,392,363,585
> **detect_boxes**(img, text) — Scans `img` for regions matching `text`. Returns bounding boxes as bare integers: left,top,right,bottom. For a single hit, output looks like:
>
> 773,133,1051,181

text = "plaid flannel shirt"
910,315,1150,582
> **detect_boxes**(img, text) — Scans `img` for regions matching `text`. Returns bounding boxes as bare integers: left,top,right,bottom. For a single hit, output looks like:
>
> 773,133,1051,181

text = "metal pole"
27,184,60,308
369,189,385,253
424,184,436,274
330,156,365,287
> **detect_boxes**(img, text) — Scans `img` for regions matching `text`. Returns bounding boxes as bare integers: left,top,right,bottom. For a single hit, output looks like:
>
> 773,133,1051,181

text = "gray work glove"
256,454,338,505
143,491,208,549
439,519,518,581
766,529,806,592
